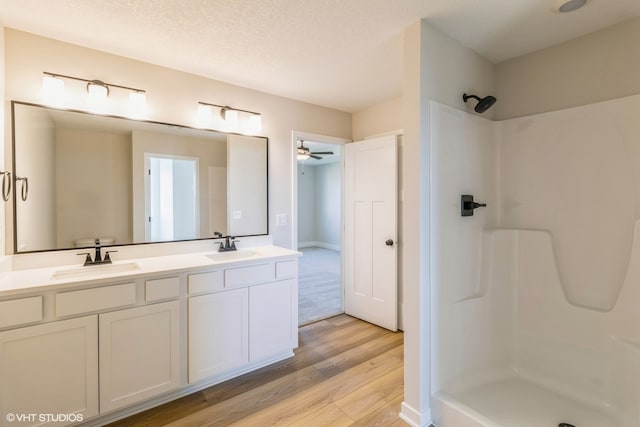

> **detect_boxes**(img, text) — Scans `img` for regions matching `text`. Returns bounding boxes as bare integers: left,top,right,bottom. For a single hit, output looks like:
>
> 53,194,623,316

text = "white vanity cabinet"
188,288,248,383
99,300,181,412
0,316,99,427
0,247,299,426
249,278,298,362
188,257,299,384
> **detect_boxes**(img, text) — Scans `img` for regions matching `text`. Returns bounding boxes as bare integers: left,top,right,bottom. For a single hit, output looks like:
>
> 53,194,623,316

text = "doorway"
145,154,199,242
293,132,348,325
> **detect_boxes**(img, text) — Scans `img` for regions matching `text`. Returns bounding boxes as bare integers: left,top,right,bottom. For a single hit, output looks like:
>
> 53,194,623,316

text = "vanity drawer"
188,270,223,294
276,260,297,279
56,283,136,317
224,263,275,288
0,296,43,328
145,277,180,302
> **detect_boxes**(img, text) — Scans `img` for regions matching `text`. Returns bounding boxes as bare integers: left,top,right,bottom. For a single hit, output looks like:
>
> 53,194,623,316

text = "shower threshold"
437,377,621,427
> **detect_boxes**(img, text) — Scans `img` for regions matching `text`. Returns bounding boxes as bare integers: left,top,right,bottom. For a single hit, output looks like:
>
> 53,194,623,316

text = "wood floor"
108,314,406,426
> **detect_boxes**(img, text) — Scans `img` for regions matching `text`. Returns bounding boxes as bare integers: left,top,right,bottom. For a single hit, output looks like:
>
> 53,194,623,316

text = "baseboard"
297,241,340,251
400,401,433,427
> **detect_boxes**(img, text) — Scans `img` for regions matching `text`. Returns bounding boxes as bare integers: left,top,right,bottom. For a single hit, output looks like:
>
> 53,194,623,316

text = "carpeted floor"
298,247,342,324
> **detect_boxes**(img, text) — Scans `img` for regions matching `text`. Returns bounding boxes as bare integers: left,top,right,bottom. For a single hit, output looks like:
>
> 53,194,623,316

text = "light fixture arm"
198,101,260,117
43,71,146,94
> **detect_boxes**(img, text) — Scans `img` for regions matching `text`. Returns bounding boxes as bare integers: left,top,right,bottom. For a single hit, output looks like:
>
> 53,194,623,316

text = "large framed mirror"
10,101,268,253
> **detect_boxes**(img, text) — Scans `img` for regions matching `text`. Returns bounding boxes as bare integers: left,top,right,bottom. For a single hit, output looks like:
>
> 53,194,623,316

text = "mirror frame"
10,100,270,254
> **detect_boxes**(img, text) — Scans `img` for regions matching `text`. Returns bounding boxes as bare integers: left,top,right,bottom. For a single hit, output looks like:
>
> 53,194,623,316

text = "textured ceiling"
1,0,639,113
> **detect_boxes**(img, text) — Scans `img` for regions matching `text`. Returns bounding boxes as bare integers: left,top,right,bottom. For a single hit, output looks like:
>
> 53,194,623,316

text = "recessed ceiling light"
555,0,588,13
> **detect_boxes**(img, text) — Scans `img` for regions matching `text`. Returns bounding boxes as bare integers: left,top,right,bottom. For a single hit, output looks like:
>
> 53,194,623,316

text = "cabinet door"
188,288,248,383
0,316,98,427
249,279,298,362
99,301,181,413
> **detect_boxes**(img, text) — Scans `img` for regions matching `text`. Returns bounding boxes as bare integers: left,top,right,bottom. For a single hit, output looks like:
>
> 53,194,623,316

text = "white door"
344,135,398,331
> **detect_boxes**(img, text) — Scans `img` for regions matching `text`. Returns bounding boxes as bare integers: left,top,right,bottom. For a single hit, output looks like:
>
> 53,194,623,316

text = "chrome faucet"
78,238,117,266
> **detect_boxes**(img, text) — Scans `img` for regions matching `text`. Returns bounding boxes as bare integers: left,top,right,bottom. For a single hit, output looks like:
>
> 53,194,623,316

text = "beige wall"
496,17,640,119
401,19,496,425
3,28,351,250
56,128,131,248
14,107,56,251
352,96,403,141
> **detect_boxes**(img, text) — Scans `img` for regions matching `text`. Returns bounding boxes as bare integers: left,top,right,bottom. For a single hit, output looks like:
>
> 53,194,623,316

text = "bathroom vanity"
0,246,299,426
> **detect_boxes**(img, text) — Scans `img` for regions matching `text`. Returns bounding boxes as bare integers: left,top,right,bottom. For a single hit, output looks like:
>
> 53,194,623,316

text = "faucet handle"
104,250,118,263
77,252,92,266
230,237,239,250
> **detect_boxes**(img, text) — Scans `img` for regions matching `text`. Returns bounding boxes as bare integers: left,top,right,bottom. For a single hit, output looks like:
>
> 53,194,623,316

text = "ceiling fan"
297,140,334,160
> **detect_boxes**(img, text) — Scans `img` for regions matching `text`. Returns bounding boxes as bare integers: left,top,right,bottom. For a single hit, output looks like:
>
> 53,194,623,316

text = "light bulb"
196,104,213,128
248,113,262,134
41,75,65,106
128,91,147,119
221,108,238,131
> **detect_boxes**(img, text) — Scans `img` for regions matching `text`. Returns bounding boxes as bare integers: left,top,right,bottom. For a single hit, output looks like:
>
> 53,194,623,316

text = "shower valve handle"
461,194,487,217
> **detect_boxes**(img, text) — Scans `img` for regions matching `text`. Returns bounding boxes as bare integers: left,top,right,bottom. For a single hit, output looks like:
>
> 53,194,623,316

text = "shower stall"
430,96,640,427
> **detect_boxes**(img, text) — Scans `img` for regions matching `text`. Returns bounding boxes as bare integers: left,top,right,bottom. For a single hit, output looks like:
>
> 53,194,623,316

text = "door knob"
385,239,394,247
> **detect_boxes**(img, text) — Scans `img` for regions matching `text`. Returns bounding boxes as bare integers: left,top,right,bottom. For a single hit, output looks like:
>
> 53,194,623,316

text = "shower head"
463,93,497,113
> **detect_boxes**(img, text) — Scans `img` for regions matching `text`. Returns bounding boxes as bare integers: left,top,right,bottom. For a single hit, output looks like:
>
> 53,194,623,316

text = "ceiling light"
555,0,588,13
297,149,311,161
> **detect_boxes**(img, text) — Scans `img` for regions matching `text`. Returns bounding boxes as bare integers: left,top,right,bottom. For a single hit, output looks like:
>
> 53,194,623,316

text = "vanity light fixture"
42,72,146,115
198,101,262,134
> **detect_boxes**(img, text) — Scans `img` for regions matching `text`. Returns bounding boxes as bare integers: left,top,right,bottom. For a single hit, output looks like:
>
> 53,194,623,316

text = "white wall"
3,28,351,252
297,166,316,246
401,19,496,426
314,162,340,249
296,162,340,250
496,17,640,120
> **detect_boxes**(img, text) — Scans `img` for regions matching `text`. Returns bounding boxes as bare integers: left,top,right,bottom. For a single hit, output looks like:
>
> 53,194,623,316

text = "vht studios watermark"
5,413,84,423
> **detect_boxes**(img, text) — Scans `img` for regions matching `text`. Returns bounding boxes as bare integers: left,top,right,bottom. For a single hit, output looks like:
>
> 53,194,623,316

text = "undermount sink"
52,262,140,280
206,250,258,261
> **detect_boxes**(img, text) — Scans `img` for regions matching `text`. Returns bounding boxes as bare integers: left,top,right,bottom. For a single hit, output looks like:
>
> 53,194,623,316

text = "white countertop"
0,245,300,298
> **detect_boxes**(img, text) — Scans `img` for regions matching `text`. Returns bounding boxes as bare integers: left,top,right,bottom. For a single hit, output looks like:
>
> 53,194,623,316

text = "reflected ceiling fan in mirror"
297,140,334,161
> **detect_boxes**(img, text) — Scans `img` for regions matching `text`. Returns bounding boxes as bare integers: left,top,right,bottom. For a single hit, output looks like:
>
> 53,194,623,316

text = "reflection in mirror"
11,101,268,253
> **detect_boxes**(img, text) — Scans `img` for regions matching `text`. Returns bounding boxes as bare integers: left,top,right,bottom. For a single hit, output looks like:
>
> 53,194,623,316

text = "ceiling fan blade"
310,151,334,155
310,154,322,160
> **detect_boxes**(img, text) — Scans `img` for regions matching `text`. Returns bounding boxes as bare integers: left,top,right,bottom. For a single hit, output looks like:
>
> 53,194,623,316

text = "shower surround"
430,95,640,427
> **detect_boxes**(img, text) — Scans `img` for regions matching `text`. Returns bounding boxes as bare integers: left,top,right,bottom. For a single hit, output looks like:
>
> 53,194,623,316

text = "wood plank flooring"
107,315,406,426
